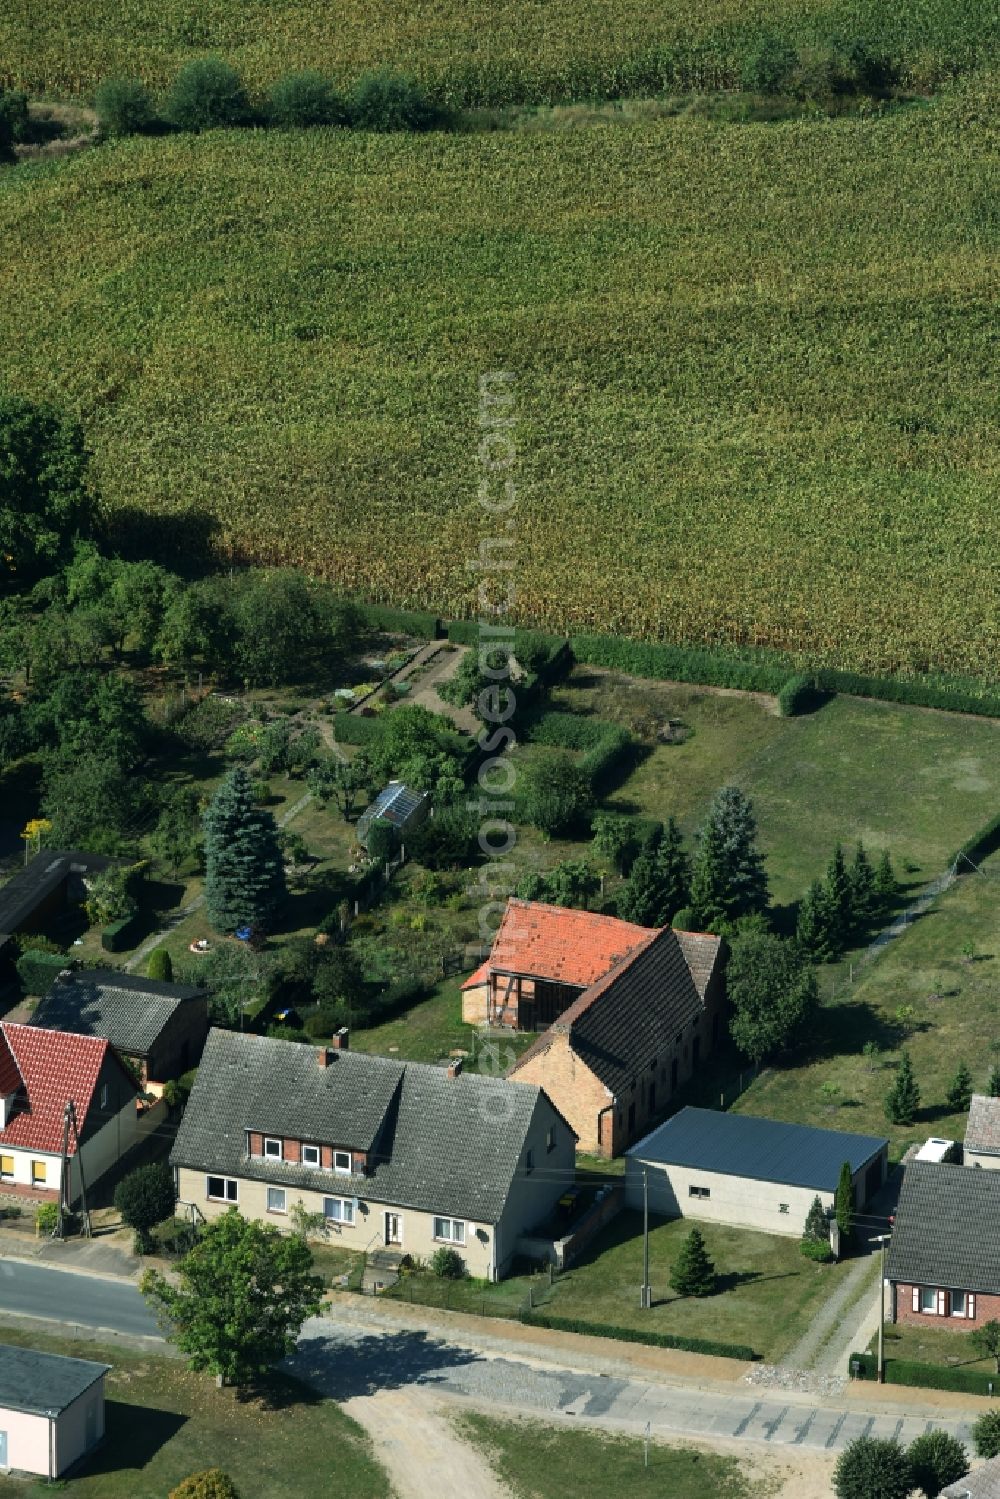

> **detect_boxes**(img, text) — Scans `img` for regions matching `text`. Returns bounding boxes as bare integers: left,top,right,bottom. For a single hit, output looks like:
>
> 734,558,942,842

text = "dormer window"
264,1137,283,1160
333,1150,351,1175
302,1145,320,1168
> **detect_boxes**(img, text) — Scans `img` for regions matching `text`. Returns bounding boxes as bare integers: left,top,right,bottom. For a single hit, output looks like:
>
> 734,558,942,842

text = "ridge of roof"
488,898,655,987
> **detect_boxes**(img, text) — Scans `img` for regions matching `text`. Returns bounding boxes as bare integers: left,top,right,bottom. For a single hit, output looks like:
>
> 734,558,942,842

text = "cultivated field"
2,0,997,100
1,82,996,674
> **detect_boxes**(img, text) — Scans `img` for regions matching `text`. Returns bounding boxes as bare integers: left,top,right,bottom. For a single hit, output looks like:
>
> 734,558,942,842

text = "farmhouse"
508,925,724,1156
625,1108,889,1236
171,1028,576,1281
31,969,208,1091
964,1094,1000,1169
462,898,654,1028
0,1345,109,1479
0,1024,139,1203
887,1162,1000,1330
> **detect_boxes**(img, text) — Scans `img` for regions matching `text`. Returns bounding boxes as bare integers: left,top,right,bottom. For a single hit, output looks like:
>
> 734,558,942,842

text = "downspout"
597,1102,615,1157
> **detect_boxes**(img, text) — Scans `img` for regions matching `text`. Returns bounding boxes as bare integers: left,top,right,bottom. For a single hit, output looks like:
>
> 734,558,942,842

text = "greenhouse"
357,782,430,851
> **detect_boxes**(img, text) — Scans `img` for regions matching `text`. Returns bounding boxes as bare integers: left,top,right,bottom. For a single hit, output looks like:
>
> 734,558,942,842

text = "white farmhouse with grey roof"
171,1028,577,1280
626,1107,888,1237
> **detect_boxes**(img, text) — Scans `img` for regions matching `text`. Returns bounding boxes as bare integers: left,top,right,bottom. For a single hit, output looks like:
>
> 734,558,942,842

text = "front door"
385,1212,403,1246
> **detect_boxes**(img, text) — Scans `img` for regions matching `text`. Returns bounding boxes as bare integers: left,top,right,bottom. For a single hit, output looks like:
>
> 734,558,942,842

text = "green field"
0,1328,387,1498
0,82,997,675
457,1414,756,1498
3,0,997,101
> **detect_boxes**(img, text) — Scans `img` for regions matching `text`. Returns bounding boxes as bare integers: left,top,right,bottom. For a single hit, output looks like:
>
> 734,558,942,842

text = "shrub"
15,949,68,997
430,1246,465,1279
168,1472,241,1499
800,1238,834,1263
778,674,829,717
519,1312,755,1361
167,58,252,132
114,1162,177,1253
249,779,272,805
268,71,346,128
147,947,174,983
101,915,141,953
356,602,440,638
36,1203,59,1236
348,72,442,132
0,89,28,160
906,1430,968,1497
94,77,157,136
518,750,593,838
740,33,797,93
833,1436,912,1499
973,1409,1000,1459
670,906,697,930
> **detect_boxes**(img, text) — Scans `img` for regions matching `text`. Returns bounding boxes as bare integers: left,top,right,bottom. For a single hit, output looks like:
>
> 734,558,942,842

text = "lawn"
872,1320,999,1374
455,1412,757,1498
0,1328,388,1498
0,90,996,675
735,854,1000,1159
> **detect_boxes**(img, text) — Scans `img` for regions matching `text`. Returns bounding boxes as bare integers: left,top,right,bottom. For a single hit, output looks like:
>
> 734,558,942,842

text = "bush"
906,1430,968,1497
167,58,252,132
778,674,830,717
147,947,174,983
670,906,697,930
15,949,68,997
0,88,28,160
94,76,157,136
740,33,797,93
848,1351,1000,1397
114,1162,176,1253
268,71,346,128
519,750,593,838
101,915,141,953
36,1203,59,1236
520,1312,755,1361
430,1246,465,1279
168,1472,241,1499
355,602,440,638
799,1238,834,1263
833,1436,912,1499
973,1409,1000,1459
348,72,442,132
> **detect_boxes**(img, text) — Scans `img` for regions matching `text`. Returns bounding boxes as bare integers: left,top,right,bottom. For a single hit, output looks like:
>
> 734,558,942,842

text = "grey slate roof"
31,970,203,1057
0,1345,109,1416
0,850,121,953
172,1029,564,1223
886,1162,1000,1294
627,1106,888,1191
940,1456,1000,1497
966,1095,1000,1158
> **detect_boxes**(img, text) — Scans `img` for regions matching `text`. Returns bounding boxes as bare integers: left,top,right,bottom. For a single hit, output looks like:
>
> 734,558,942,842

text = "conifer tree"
692,786,769,924
618,816,690,927
689,814,729,931
884,1050,920,1126
873,849,898,914
987,1062,1000,1098
802,1195,830,1243
203,766,286,934
824,843,853,952
669,1227,716,1298
847,840,877,935
947,1060,973,1114
834,1160,854,1247
796,878,838,962
147,947,173,983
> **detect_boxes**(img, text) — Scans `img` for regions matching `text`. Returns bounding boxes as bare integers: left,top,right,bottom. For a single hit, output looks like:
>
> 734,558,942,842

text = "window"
302,1145,320,1168
31,1160,46,1186
951,1290,968,1318
779,1203,789,1215
688,1185,710,1200
0,1156,12,1181
99,1084,109,1110
334,1150,351,1175
206,1176,238,1203
525,1149,534,1175
546,1126,556,1153
264,1137,283,1160
323,1196,356,1225
919,1286,937,1314
266,1187,286,1214
433,1217,466,1244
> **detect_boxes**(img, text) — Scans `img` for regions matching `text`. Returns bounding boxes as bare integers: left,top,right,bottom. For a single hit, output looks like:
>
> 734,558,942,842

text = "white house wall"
53,1383,105,1477
625,1158,835,1237
0,1407,52,1478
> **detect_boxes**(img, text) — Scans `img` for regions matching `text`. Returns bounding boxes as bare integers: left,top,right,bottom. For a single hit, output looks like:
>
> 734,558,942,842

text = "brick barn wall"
510,1034,612,1155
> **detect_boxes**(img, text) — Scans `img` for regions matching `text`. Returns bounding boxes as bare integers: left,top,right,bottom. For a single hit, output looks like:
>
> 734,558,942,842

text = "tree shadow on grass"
74,1399,186,1478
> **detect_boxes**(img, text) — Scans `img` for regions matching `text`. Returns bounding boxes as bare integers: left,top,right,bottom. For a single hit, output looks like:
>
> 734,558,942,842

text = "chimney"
332,1027,349,1052
316,1047,330,1069
447,1058,463,1079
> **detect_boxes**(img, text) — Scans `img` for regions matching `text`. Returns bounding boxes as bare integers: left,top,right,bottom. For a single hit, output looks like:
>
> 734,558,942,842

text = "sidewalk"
0,1222,142,1280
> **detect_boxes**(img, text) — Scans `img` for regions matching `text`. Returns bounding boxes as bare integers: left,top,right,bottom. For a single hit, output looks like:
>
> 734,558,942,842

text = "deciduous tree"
833,1436,912,1499
114,1162,176,1253
727,929,818,1063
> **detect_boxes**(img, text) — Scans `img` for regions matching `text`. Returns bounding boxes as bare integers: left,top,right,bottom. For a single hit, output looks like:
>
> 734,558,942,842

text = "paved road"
0,1259,161,1339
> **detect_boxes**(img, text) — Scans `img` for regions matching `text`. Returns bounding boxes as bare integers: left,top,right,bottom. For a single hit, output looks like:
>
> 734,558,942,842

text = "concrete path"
781,1253,879,1375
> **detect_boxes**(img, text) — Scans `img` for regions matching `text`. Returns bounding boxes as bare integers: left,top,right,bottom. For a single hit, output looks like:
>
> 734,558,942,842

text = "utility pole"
640,1166,651,1310
877,1232,889,1383
56,1101,92,1241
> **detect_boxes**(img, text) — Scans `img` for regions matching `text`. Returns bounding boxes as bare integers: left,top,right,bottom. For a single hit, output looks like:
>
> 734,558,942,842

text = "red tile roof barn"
486,899,654,986
0,1024,118,1155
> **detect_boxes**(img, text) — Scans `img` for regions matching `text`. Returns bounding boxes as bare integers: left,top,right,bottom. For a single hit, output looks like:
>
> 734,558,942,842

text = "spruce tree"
618,816,690,927
802,1195,829,1243
947,1060,973,1114
203,766,287,934
824,843,853,952
689,814,729,931
693,786,769,924
884,1050,920,1126
847,841,877,936
834,1161,854,1247
669,1227,716,1298
796,878,838,962
873,849,898,914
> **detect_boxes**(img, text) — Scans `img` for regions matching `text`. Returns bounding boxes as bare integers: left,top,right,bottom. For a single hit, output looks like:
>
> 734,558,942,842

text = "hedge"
521,709,633,789
953,811,1000,869
778,674,831,717
101,915,142,953
352,602,441,639
15,949,69,996
569,633,791,694
813,667,1000,718
521,1310,756,1361
847,1349,1000,1395
332,711,382,745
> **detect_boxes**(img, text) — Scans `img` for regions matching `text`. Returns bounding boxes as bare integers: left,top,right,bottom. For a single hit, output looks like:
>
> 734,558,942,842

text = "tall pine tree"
847,841,877,936
669,1227,716,1298
796,878,838,963
824,843,853,953
884,1050,920,1125
689,813,729,931
873,849,898,914
618,816,690,927
690,786,768,929
203,766,287,933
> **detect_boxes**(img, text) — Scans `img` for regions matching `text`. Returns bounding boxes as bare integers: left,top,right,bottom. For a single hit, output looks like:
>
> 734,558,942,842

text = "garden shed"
357,782,429,852
0,1344,109,1478
625,1107,888,1237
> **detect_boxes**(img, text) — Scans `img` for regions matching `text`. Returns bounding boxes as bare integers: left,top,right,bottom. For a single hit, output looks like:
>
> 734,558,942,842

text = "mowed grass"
735,854,1000,1158
874,1320,998,1373
0,1328,388,1498
0,88,997,673
2,0,996,99
456,1413,756,1498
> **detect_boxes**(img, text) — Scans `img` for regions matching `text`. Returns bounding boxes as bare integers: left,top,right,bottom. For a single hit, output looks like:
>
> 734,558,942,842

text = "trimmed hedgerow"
847,1350,1000,1396
353,602,441,639
521,1310,756,1361
570,634,790,694
778,674,830,717
521,709,632,790
954,812,1000,869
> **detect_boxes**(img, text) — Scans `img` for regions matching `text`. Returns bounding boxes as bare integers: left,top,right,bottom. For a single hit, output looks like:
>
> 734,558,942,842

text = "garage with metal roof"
625,1106,889,1238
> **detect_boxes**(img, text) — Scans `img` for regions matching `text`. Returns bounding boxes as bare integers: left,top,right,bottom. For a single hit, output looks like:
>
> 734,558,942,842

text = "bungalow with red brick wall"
507,923,724,1156
886,1162,1000,1330
461,899,655,1029
0,1024,139,1205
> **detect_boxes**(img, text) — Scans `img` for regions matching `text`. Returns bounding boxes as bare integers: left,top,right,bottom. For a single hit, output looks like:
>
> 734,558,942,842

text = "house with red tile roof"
461,898,656,1029
508,924,725,1156
0,1024,139,1204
